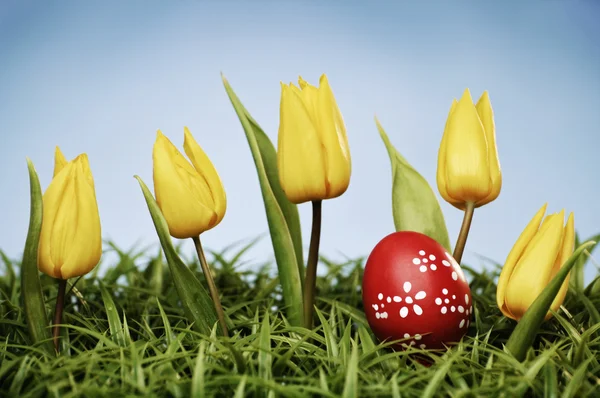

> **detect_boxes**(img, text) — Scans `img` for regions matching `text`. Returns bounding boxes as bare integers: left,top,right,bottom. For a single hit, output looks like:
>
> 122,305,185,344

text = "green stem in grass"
303,200,323,329
52,278,67,352
453,201,475,264
192,236,229,337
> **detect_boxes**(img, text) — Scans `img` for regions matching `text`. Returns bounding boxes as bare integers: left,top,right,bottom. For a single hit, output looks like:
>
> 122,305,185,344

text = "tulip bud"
496,204,575,321
277,74,351,204
436,89,502,210
153,127,226,239
38,147,102,279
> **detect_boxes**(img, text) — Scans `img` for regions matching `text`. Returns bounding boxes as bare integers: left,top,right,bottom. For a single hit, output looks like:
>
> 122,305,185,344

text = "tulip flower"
436,89,501,264
153,127,226,239
37,146,102,351
437,89,501,209
38,147,102,280
497,204,575,321
277,74,351,204
152,127,229,336
277,74,351,329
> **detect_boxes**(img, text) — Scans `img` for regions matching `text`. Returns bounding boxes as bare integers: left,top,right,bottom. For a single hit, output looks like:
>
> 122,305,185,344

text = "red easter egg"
362,231,472,350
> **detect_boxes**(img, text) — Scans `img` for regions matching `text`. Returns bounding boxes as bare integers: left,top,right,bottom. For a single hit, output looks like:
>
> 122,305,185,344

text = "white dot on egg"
442,288,448,295
415,291,426,300
419,250,426,255
465,294,469,304
403,281,412,293
459,319,465,328
429,254,436,261
387,297,391,303
430,264,437,271
405,297,413,304
451,306,455,312
412,258,421,265
413,305,423,315
452,272,458,281
435,298,442,305
400,307,409,318
441,306,447,314
393,296,402,302
444,298,449,304
420,265,428,272
378,293,383,300
452,295,456,299
403,333,410,339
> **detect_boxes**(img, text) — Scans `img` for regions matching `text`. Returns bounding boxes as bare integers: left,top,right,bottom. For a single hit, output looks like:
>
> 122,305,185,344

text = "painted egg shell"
362,231,472,350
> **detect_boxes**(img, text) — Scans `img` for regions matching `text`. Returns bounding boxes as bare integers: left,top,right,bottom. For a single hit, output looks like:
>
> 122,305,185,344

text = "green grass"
1,239,599,397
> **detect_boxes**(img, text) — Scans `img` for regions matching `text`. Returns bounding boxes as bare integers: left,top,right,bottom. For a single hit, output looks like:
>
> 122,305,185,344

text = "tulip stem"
453,201,475,264
303,200,323,329
192,236,229,337
52,279,67,353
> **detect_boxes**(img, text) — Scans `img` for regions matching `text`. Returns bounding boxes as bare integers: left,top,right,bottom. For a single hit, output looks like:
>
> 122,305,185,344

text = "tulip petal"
153,131,218,238
443,89,492,203
497,203,547,319
548,212,575,318
436,99,463,209
183,127,227,227
38,160,74,278
54,146,68,178
277,82,327,203
476,91,502,206
316,74,351,199
59,156,102,279
297,77,320,128
503,210,564,320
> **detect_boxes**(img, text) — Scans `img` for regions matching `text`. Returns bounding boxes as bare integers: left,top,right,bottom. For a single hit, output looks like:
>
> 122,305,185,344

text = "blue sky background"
1,0,599,283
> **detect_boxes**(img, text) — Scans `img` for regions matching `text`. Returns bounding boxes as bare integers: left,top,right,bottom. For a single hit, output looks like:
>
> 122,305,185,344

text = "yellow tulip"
496,204,575,321
437,89,502,210
153,127,226,239
38,147,102,279
277,74,351,204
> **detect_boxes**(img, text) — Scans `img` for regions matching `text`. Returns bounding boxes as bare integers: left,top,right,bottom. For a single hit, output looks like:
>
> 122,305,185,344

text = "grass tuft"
1,239,599,397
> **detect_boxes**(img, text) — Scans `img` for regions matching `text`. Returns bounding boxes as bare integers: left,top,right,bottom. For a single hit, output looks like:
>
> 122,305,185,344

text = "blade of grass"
258,309,272,382
341,339,359,398
561,357,593,398
191,342,206,398
99,282,126,347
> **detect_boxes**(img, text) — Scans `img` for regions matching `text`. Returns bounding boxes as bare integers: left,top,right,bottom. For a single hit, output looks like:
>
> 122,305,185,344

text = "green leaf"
222,74,304,326
375,118,451,252
134,176,219,336
505,240,596,361
570,232,600,293
20,158,54,356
